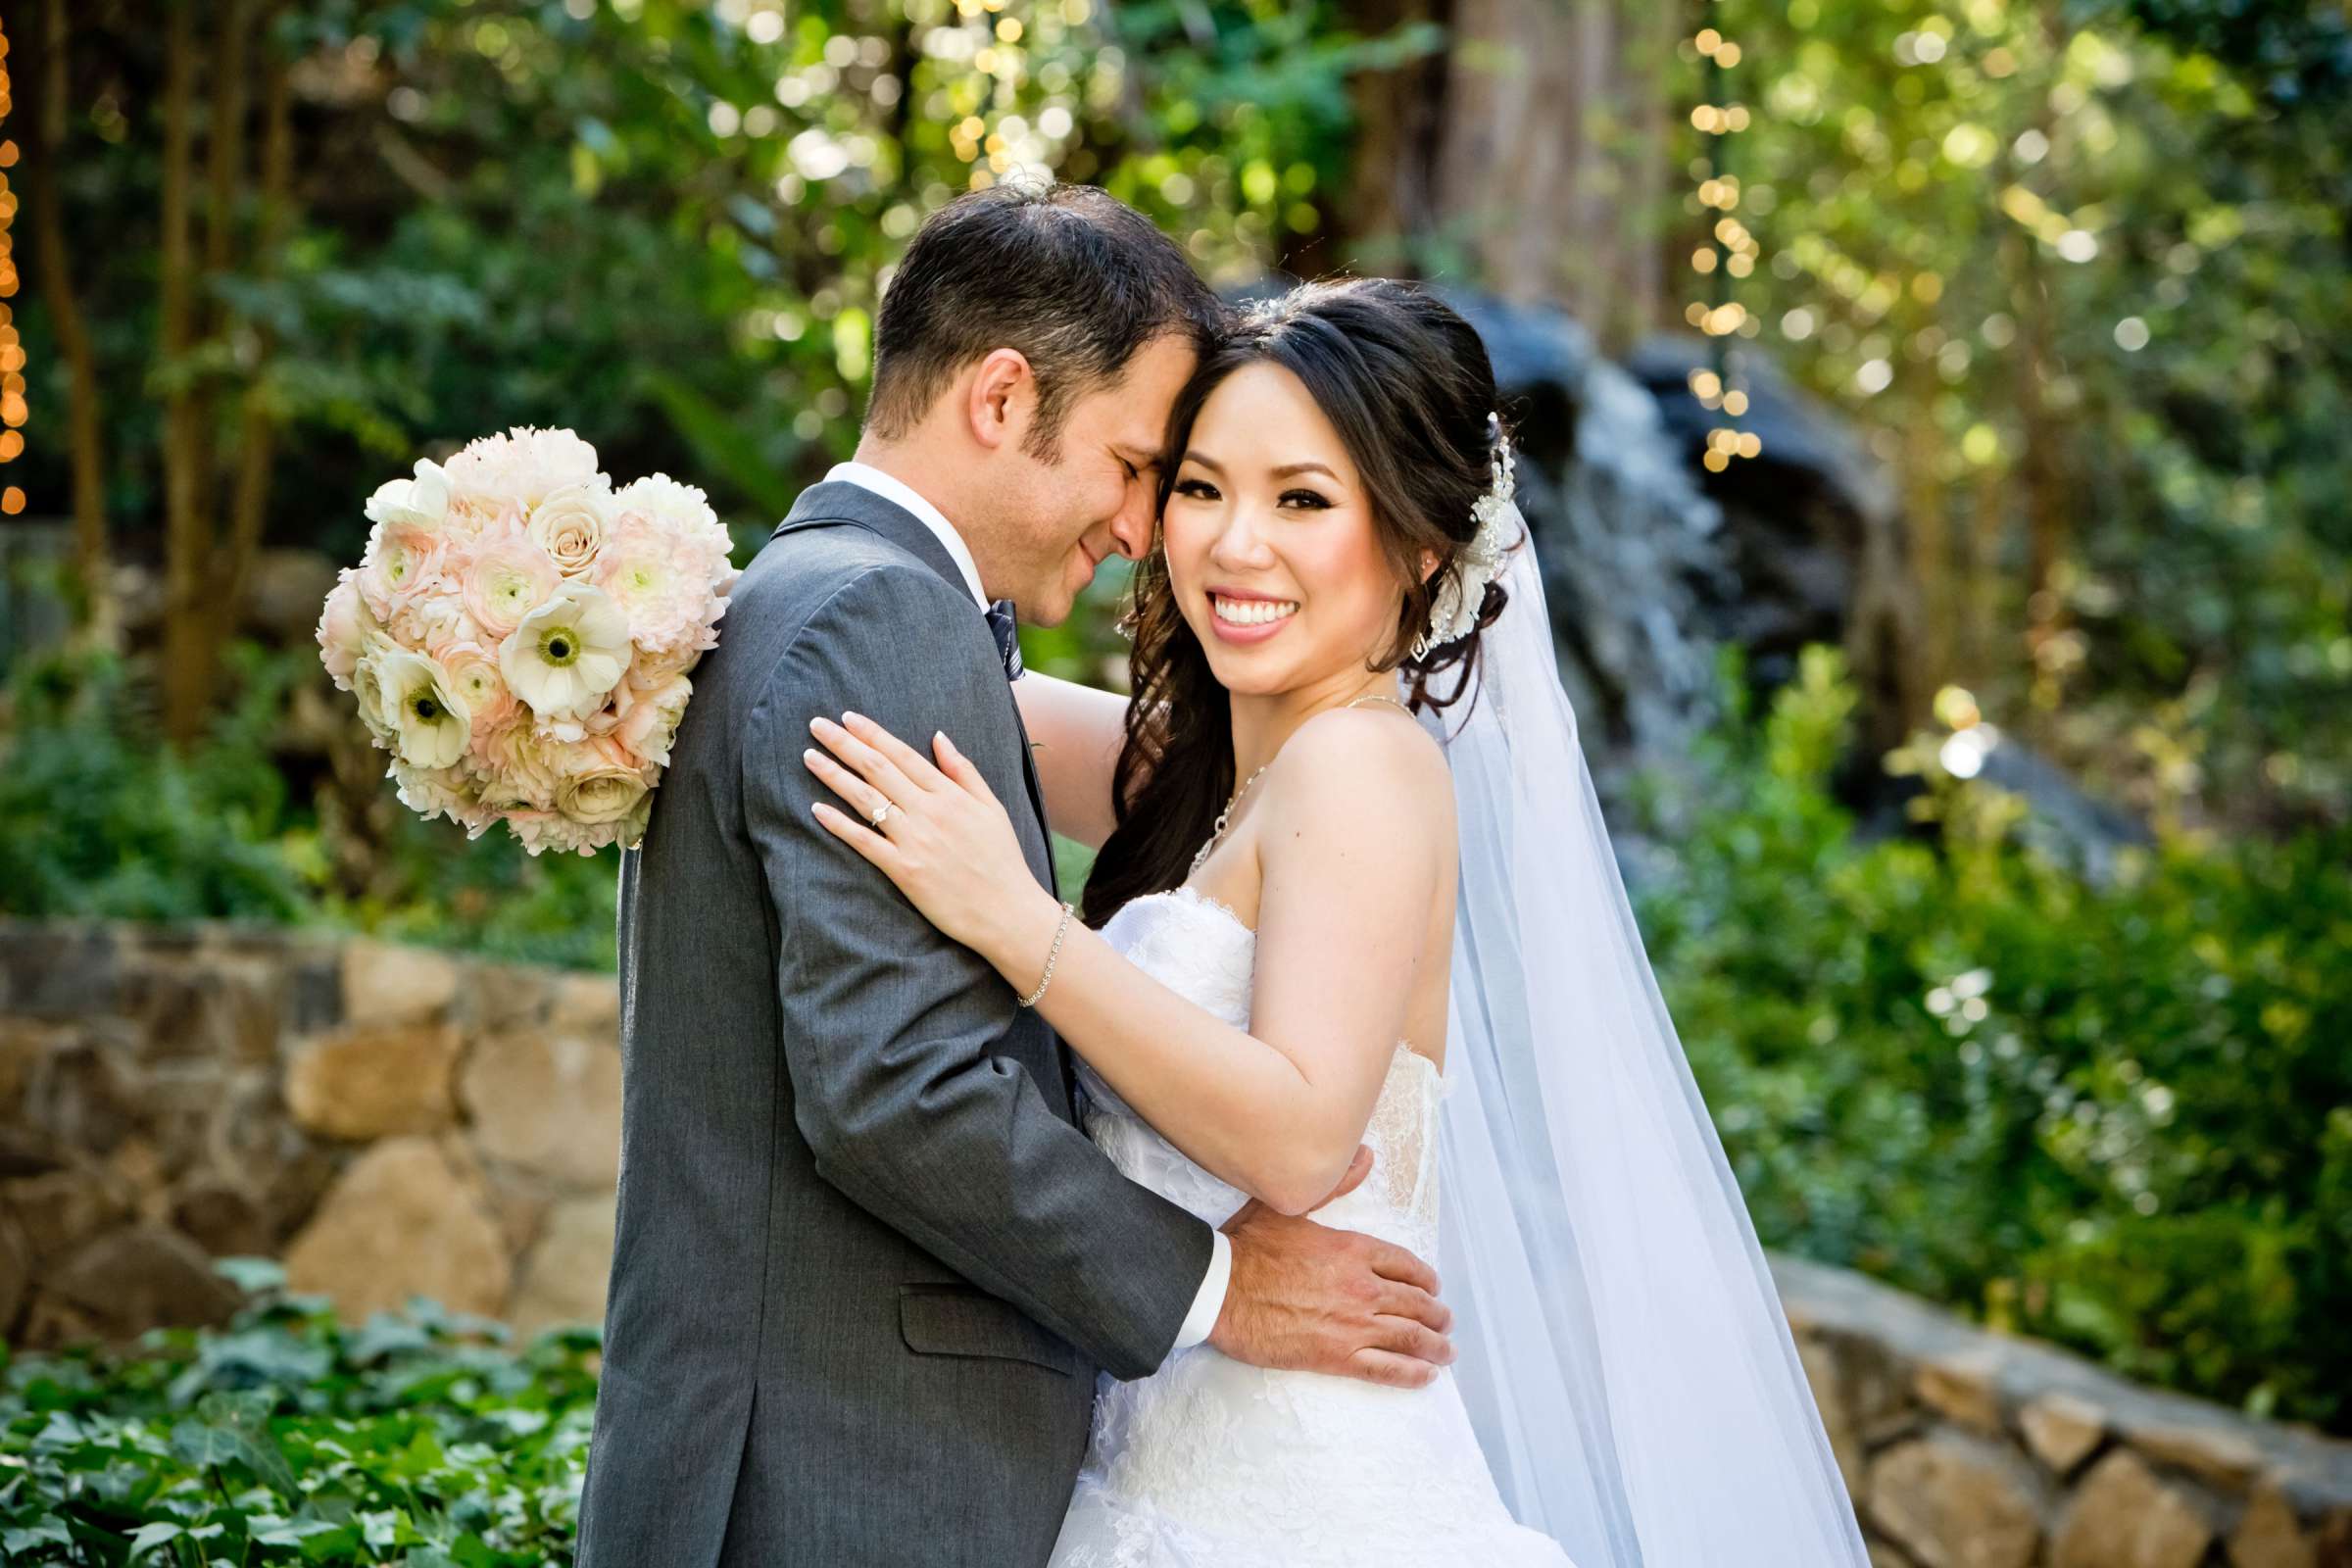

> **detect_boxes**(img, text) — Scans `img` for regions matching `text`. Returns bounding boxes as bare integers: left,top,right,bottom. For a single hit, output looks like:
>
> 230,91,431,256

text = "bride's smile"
1163,362,1430,704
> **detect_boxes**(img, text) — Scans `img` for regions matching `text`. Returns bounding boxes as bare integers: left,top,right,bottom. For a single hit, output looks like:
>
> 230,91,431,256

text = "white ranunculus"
392,760,493,837
376,649,474,769
527,482,613,578
500,580,630,720
614,669,694,770
464,532,562,638
316,570,381,688
364,460,454,533
445,425,605,512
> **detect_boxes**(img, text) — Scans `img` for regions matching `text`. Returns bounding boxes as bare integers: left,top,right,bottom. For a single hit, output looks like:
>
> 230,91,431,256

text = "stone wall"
5,919,2350,1564
1775,1253,2352,1568
0,919,620,1345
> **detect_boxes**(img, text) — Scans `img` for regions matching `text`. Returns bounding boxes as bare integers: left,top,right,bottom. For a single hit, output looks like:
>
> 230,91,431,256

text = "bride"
804,278,1869,1567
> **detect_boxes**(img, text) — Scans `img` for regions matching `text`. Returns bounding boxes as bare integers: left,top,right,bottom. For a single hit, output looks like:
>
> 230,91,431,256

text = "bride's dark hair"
1080,277,1510,927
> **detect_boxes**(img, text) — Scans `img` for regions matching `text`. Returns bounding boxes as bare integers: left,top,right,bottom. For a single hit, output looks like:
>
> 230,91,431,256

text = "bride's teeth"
1214,597,1298,626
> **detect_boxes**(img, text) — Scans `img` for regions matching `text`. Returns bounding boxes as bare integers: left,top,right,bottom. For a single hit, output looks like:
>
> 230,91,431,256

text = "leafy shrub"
0,647,310,925
0,645,619,972
1634,646,2352,1431
0,1265,598,1567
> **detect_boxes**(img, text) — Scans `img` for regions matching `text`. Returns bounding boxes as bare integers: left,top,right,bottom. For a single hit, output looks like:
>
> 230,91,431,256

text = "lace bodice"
1079,888,1448,1259
1049,887,1572,1568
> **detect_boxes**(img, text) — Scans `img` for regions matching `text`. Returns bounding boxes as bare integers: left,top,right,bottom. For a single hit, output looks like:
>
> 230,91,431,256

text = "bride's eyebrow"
1272,462,1338,481
1180,450,1225,473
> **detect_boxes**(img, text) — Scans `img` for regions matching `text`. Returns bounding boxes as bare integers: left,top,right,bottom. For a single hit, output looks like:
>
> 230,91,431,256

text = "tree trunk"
219,14,289,648
1342,0,1684,350
159,0,211,744
24,0,110,625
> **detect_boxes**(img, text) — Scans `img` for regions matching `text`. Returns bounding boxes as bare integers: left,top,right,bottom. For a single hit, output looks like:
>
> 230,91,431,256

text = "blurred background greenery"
0,0,2345,1437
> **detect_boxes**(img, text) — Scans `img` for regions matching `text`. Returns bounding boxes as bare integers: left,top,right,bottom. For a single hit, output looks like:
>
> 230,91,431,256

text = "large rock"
547,973,619,1036
461,1029,621,1189
282,1137,510,1321
118,954,280,1065
2022,1391,2109,1477
2134,1418,2268,1489
2230,1484,2317,1568
339,941,461,1029
1868,1432,2043,1568
0,1212,27,1332
506,1196,615,1338
1800,1334,1871,1503
2,1165,133,1264
2052,1450,2214,1568
1914,1349,2005,1436
283,1022,461,1140
47,1224,243,1338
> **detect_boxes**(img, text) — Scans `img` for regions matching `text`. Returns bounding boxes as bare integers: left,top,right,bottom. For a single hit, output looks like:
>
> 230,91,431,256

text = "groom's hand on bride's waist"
1206,1144,1455,1390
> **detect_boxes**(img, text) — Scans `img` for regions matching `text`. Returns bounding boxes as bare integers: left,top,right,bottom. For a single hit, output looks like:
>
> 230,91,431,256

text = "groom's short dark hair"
864,178,1224,458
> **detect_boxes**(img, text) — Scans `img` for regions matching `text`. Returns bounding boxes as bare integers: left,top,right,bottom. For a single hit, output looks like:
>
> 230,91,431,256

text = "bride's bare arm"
805,707,1452,1215
1011,671,1128,849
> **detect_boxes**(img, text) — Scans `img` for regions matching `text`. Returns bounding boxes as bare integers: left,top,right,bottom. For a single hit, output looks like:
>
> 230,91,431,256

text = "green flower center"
411,693,443,721
543,629,577,665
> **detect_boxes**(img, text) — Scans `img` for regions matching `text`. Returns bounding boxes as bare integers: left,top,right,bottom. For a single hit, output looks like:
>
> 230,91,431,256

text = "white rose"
557,736,653,827
527,482,613,578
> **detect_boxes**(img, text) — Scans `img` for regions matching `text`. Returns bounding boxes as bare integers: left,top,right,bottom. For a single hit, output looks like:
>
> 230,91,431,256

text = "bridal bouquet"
316,426,737,856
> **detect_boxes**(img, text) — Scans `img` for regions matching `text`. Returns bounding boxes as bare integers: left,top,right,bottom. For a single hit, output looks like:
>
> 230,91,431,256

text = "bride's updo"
1081,276,1512,926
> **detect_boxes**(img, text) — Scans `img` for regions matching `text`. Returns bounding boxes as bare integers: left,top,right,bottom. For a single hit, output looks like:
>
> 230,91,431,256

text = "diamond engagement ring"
869,802,897,829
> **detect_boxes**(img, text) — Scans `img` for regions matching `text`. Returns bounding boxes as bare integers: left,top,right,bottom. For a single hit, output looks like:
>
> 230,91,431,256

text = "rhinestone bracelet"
1019,901,1077,1008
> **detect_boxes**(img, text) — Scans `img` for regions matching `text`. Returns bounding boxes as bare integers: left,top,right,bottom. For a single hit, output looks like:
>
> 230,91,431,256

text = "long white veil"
1429,511,1871,1566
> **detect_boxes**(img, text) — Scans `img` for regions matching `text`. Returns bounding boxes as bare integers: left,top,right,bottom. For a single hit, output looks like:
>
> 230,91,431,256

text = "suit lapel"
773,481,1058,887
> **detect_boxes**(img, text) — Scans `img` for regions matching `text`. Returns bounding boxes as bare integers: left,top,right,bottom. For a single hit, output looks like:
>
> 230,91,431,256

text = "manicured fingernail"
842,710,864,726
808,715,831,735
803,749,820,765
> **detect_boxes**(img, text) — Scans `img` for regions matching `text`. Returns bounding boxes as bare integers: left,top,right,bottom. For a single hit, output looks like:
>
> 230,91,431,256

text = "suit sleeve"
743,563,1216,1380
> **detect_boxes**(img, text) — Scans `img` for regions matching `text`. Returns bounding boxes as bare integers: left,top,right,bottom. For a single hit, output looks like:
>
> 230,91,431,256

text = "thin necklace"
1189,692,1413,876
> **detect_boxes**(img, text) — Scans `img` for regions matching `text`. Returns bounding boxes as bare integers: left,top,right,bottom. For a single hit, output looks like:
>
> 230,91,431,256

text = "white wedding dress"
1049,886,1574,1568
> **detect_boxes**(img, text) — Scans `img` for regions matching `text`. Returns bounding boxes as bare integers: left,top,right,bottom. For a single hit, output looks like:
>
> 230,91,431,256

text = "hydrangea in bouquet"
317,427,737,855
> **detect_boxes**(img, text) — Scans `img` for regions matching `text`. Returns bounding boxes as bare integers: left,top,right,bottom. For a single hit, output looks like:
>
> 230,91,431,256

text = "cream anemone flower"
500,580,630,720
374,649,473,769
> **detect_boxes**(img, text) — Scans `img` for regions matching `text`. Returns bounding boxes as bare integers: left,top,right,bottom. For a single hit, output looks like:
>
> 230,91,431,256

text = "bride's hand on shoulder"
805,711,1061,964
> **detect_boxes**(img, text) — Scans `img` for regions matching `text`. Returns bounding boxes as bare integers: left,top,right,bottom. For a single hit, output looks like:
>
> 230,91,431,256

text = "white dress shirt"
821,462,1234,1358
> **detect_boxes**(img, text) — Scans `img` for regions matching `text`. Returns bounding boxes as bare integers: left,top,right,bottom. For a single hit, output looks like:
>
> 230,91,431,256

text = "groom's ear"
965,348,1037,454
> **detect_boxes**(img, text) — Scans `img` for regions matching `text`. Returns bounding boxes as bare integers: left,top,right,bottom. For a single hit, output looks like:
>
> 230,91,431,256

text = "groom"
575,181,1454,1567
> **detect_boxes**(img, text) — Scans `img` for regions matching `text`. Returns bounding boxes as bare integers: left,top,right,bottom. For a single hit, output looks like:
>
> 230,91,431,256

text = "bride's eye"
1278,488,1333,511
1173,477,1221,502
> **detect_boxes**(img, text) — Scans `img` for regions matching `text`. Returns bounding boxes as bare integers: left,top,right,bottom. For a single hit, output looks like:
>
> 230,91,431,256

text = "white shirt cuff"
1168,1229,1232,1355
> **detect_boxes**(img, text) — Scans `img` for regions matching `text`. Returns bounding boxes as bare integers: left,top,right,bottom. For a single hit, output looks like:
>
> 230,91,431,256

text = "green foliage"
0,1265,599,1567
1634,645,2352,1430
0,646,618,971
1717,0,2352,827
0,647,310,925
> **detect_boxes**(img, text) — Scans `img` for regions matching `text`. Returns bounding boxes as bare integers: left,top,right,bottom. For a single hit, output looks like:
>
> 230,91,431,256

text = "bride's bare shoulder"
1263,704,1455,856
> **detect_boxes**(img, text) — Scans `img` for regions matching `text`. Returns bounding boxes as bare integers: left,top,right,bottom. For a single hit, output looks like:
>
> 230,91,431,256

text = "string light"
1689,7,1762,473
0,17,22,516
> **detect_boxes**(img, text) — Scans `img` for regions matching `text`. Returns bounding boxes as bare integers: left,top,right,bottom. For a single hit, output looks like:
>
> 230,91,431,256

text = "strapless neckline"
1131,885,1446,1087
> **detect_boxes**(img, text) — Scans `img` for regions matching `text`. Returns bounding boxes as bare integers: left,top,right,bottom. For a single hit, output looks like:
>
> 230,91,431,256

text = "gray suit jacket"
573,482,1216,1567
